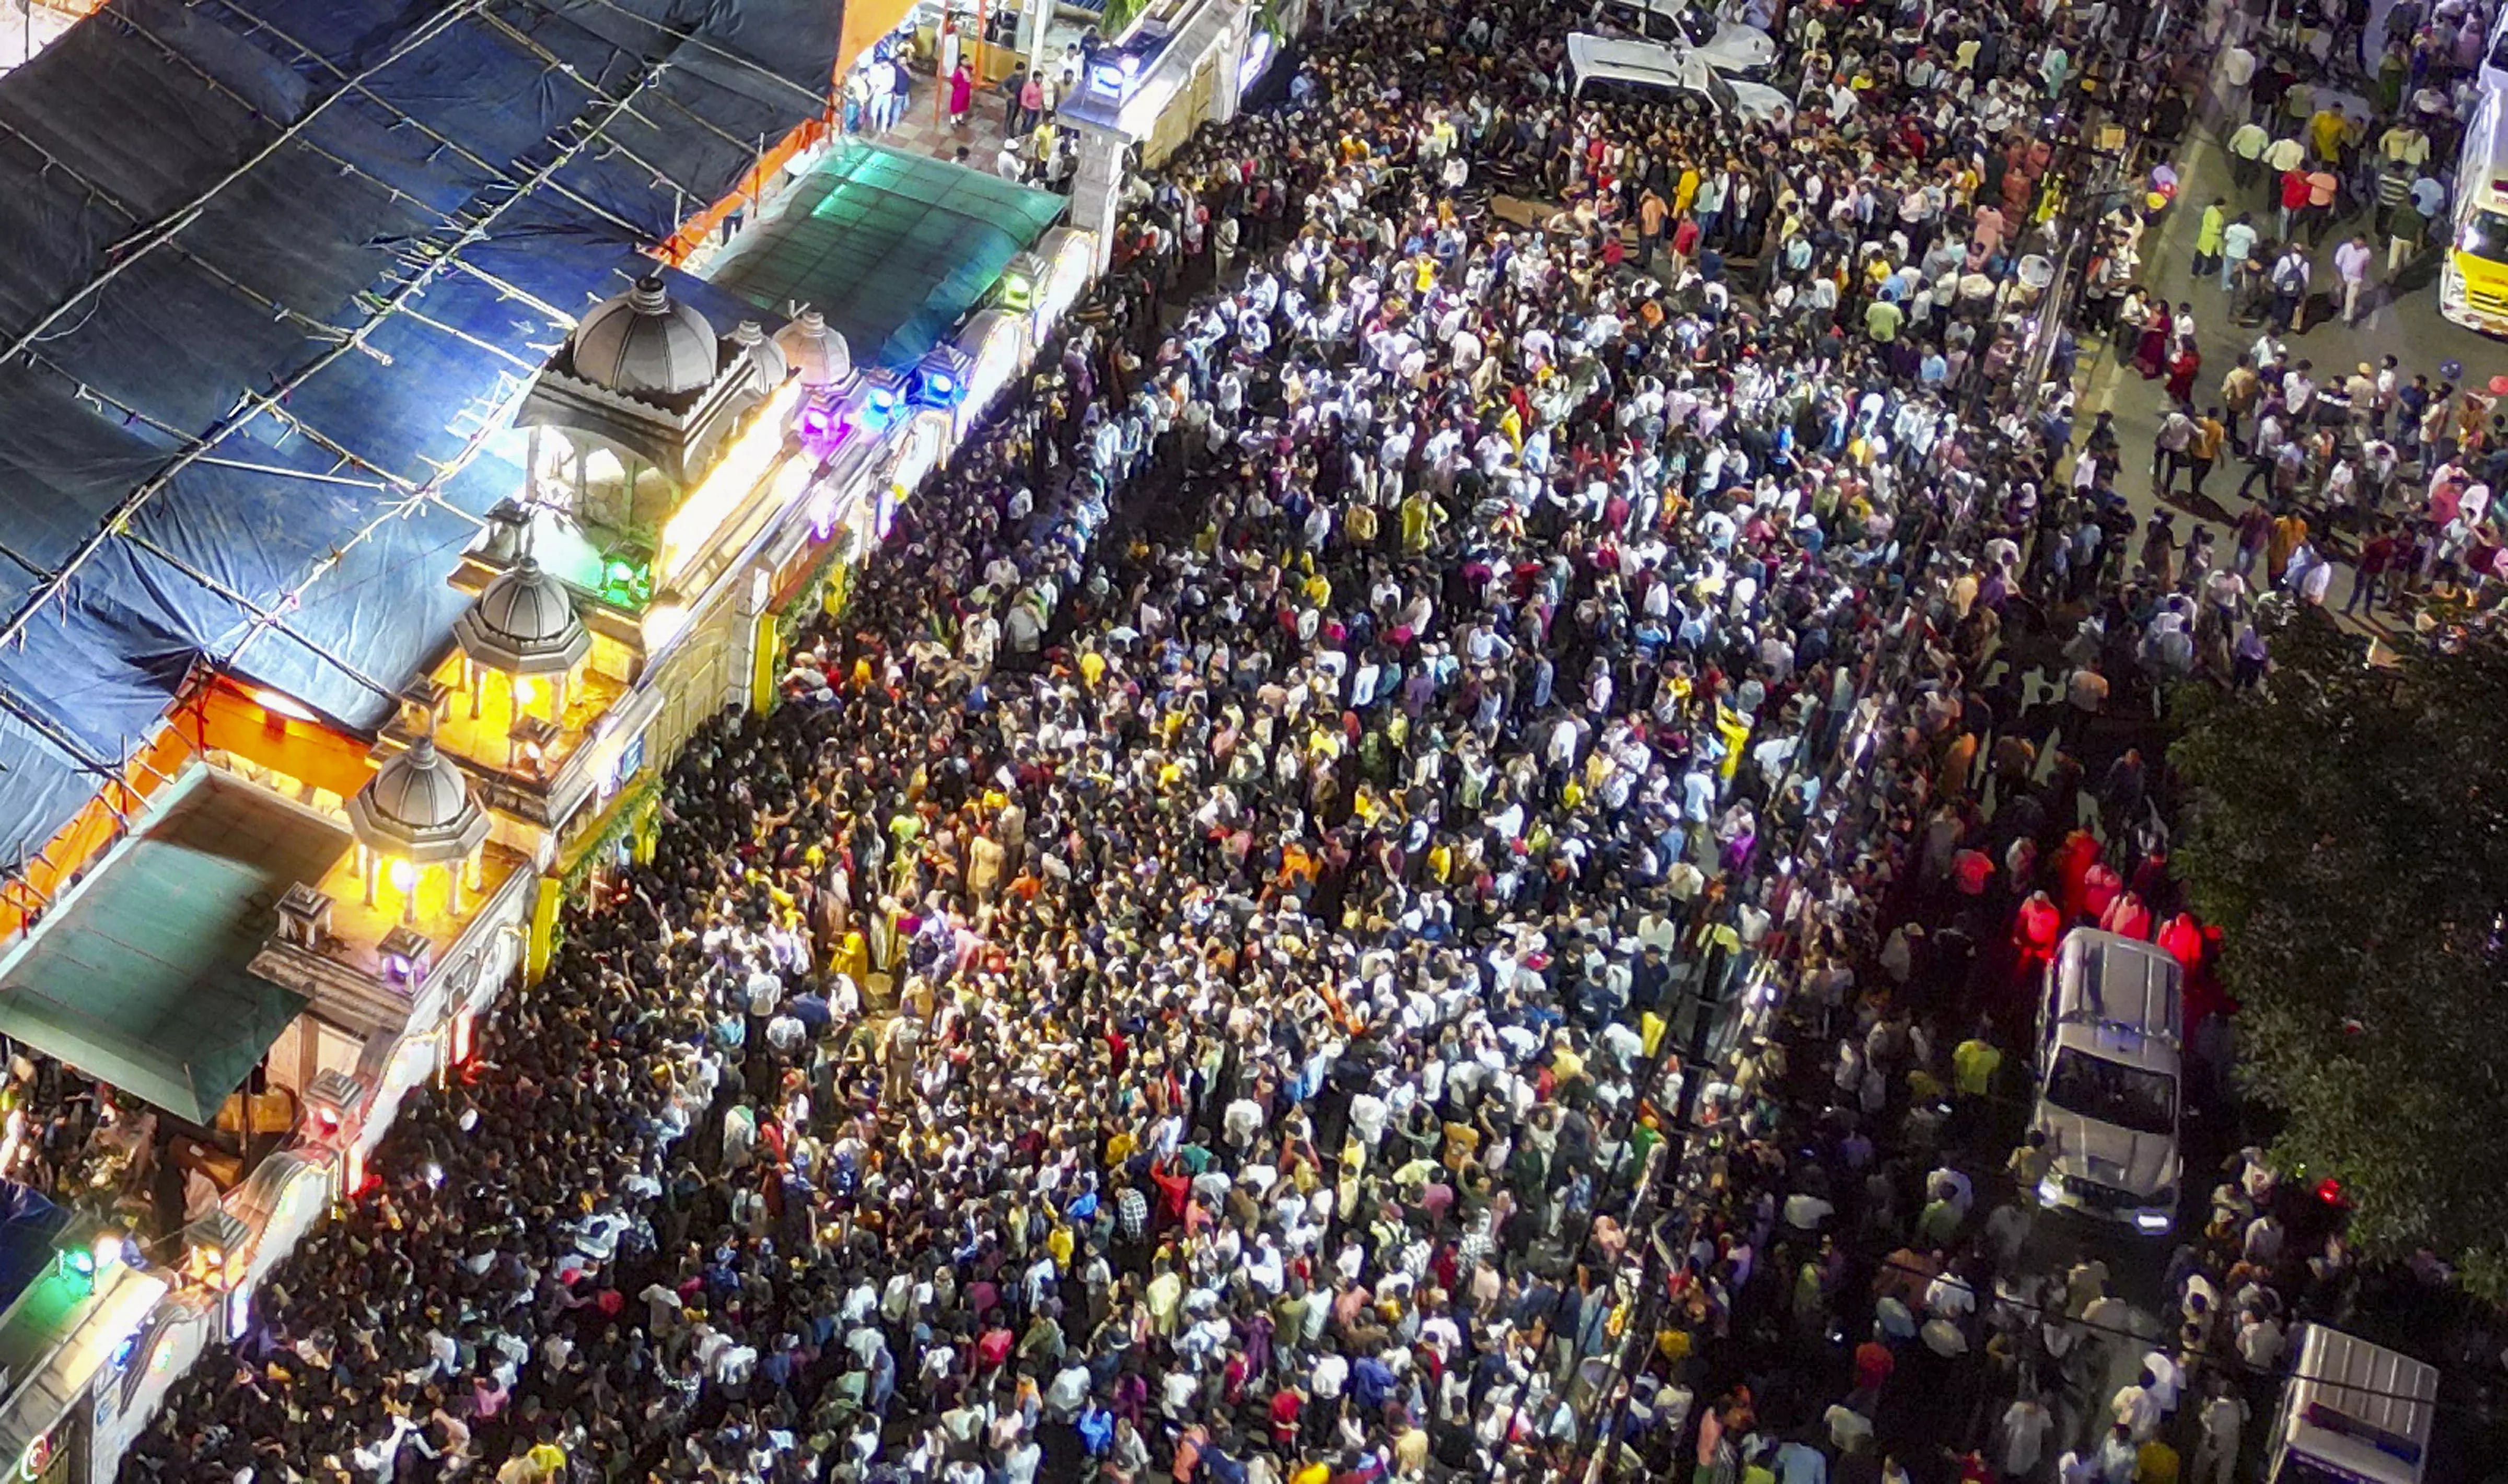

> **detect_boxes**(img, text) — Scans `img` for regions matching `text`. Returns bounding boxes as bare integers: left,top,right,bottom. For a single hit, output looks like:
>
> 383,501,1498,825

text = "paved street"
2070,68,2508,637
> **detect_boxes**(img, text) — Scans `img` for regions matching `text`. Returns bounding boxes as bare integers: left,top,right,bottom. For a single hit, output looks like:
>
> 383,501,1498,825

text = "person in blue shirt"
2410,172,2446,220
1774,1435,1829,1484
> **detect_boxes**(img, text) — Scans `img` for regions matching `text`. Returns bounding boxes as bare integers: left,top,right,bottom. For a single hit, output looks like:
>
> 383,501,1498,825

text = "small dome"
774,308,854,392
568,275,719,400
732,319,789,393
350,735,491,865
453,558,591,675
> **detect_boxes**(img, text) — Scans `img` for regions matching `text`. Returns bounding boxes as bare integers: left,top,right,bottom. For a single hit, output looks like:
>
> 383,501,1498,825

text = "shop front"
0,1249,169,1484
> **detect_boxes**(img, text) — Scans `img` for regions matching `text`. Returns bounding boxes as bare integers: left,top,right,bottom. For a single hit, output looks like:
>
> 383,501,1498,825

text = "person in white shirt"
2237,1311,2285,1370
2141,1350,2184,1417
2000,1395,2054,1478
2193,1383,2247,1484
2331,235,2375,323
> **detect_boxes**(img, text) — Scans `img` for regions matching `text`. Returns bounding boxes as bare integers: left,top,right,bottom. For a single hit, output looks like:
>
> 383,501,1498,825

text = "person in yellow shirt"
1714,702,1752,779
1953,1026,2003,1098
2307,103,2349,163
834,928,869,984
522,1439,567,1481
2135,1435,2181,1484
1145,1259,1183,1337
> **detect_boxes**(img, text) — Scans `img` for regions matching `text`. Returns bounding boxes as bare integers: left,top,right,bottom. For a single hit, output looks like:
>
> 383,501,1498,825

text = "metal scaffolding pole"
2008,0,2163,424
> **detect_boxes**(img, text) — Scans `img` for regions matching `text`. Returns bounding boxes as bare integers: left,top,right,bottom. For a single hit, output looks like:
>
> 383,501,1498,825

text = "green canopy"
706,141,1066,371
0,776,332,1125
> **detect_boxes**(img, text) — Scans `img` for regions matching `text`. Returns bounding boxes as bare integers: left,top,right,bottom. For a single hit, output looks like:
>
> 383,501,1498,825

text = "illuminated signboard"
18,1428,52,1481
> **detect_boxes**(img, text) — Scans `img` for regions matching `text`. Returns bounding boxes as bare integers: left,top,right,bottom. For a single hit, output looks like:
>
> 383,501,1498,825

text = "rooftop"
0,773,334,1125
396,640,633,804
703,142,1067,372
307,837,530,990
0,0,841,872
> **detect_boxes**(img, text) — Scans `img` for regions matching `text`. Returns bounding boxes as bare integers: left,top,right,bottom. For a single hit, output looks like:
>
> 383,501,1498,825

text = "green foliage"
2171,611,2508,1297
1099,0,1147,42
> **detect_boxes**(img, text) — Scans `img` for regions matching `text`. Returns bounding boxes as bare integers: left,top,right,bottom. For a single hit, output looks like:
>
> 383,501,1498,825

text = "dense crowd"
123,0,2329,1480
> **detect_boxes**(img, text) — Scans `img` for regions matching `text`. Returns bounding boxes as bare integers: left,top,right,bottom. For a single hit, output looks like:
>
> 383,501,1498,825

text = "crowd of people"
2071,0,2508,649
120,0,2352,1479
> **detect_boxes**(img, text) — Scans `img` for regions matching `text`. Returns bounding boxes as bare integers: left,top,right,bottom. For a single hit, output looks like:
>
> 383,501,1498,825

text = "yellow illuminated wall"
840,0,920,81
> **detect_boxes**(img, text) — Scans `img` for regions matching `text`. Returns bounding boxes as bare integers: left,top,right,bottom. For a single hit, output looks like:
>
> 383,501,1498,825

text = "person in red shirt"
2054,829,2101,919
2157,912,2204,969
2101,889,2153,940
1670,212,1702,265
2011,890,2063,1002
2080,861,2124,922
2277,167,2312,240
1853,1329,1897,1396
1269,1383,1303,1448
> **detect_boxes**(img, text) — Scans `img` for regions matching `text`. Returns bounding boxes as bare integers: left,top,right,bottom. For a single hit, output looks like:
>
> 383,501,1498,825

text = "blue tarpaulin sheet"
0,0,842,869
0,1181,67,1312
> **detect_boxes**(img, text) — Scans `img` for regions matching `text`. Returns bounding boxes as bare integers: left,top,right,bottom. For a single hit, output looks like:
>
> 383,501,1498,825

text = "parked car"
1564,33,1793,130
2030,927,2183,1234
1587,0,1777,73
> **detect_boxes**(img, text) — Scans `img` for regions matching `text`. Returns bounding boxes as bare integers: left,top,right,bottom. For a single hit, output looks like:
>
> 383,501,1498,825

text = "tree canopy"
2172,610,2508,1296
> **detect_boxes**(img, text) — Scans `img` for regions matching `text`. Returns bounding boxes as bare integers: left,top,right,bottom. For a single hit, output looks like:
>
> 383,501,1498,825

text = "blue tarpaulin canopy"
0,1182,66,1316
0,0,843,872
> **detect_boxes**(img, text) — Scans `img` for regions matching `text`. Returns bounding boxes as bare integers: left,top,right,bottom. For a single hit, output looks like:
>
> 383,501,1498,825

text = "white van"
2030,927,2183,1233
1564,33,1794,129
2267,1326,2437,1484
1588,0,1776,74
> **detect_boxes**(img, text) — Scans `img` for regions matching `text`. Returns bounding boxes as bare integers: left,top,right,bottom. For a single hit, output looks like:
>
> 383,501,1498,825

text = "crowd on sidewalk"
120,0,2360,1480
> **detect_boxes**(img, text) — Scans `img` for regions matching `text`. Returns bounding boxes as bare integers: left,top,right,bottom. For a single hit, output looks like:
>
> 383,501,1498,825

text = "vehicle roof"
2051,928,2182,1043
1566,30,1708,87
2470,93,2508,212
2283,1325,2437,1484
2050,1019,2180,1072
1597,0,1700,21
1564,33,1785,123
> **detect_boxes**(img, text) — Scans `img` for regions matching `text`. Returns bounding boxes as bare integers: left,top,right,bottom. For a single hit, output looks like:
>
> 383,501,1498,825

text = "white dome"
454,557,590,675
774,308,853,392
568,275,719,400
349,735,491,864
732,319,789,392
